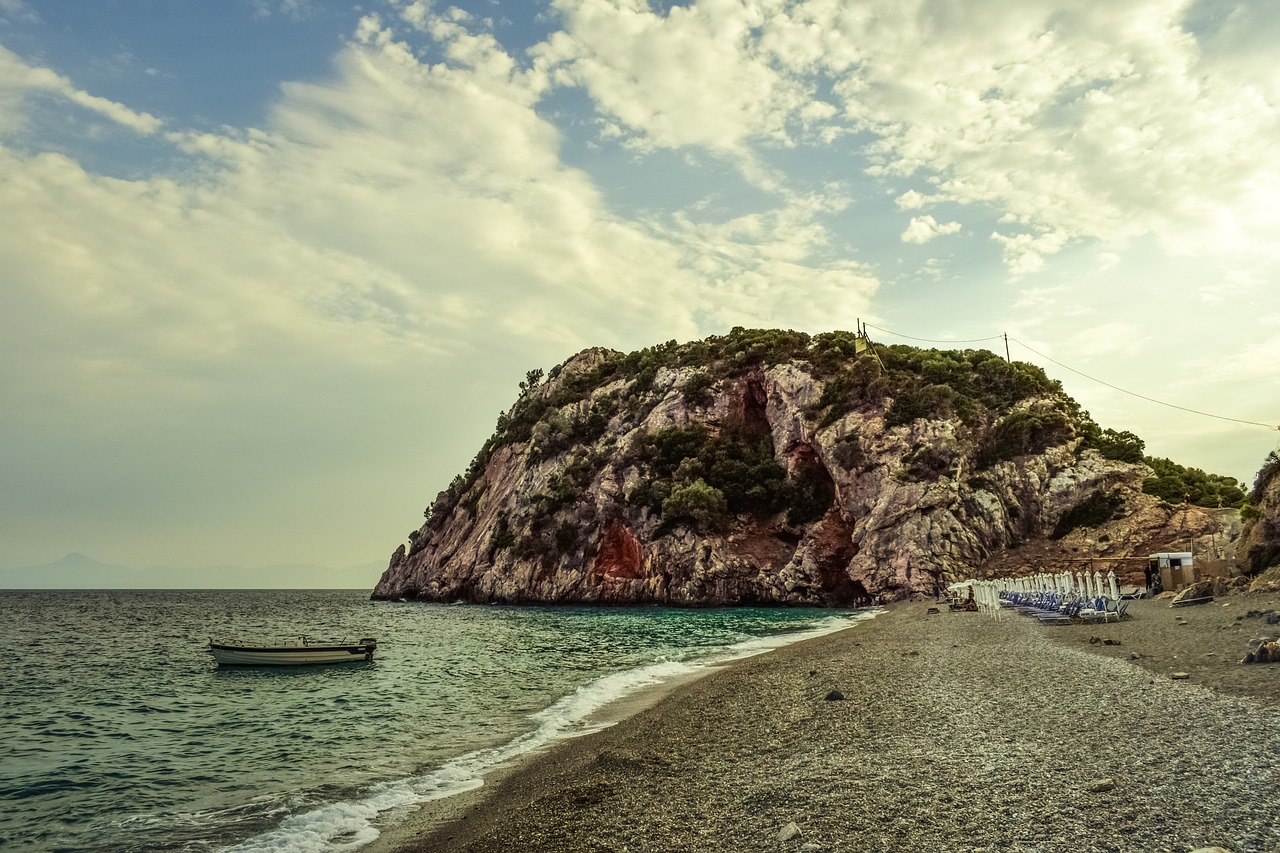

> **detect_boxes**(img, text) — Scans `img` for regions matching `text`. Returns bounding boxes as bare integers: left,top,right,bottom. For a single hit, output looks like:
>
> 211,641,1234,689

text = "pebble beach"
375,592,1280,853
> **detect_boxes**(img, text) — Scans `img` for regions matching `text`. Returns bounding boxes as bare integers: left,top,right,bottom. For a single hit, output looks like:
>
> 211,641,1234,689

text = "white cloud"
533,0,820,157
990,229,1068,275
894,189,929,210
901,214,961,244
0,13,879,399
0,45,162,134
527,1,1280,269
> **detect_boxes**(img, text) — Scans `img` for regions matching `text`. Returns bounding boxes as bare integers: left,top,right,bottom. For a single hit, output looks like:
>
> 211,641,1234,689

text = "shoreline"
361,610,878,853
377,592,1280,853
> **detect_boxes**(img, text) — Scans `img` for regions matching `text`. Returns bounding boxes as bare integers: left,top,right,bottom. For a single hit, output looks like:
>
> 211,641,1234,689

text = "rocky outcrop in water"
373,330,1243,605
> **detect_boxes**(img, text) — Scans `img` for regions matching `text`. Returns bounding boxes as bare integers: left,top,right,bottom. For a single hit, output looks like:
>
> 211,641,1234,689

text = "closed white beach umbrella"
1074,572,1084,596
1107,570,1119,601
1093,570,1104,601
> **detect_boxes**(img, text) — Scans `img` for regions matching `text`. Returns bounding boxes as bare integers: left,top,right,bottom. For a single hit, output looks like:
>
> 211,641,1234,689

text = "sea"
0,589,874,852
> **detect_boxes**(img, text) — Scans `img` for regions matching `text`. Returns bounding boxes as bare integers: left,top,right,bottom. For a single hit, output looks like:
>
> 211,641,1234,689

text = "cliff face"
373,332,1241,605
1240,454,1280,590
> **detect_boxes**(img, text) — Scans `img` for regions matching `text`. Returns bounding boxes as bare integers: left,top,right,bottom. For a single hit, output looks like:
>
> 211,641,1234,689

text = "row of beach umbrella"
948,569,1120,611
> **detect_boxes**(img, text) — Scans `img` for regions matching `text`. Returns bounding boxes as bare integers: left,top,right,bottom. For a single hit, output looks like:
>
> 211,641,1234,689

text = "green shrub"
1051,489,1124,539
1089,428,1145,463
1143,457,1245,508
785,466,835,525
830,435,866,470
681,370,715,406
901,446,954,481
883,383,956,428
1252,451,1280,502
977,408,1072,468
555,521,579,553
490,514,517,552
661,479,729,531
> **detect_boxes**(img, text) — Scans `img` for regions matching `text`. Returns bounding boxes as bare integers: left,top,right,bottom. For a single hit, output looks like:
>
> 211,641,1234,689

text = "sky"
1,0,1278,585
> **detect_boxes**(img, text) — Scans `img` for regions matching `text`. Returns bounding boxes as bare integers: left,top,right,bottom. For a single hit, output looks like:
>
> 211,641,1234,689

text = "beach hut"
1150,552,1194,591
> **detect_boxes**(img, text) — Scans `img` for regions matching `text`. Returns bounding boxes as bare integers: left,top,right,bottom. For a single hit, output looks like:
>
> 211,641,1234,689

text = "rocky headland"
373,329,1254,605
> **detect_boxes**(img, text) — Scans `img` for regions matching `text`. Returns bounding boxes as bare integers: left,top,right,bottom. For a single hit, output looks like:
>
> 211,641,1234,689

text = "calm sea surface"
0,589,872,852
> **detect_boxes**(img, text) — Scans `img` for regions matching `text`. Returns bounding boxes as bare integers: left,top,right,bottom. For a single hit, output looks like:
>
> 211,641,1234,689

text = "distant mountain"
0,554,385,590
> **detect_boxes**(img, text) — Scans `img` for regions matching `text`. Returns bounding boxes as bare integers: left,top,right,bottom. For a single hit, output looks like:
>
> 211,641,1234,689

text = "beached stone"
777,821,801,841
1103,638,1121,645
825,689,845,701
1086,778,1115,793
1189,847,1234,853
1243,640,1280,664
1172,582,1216,606
1172,672,1190,680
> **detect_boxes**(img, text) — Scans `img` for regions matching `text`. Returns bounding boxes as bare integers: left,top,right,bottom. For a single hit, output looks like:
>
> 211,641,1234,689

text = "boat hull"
209,639,376,666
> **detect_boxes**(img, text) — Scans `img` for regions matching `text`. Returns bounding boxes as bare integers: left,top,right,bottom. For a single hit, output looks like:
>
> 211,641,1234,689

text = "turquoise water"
0,589,872,852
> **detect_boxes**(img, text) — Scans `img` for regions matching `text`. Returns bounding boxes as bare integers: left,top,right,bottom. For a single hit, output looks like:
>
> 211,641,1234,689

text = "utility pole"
1004,332,1011,363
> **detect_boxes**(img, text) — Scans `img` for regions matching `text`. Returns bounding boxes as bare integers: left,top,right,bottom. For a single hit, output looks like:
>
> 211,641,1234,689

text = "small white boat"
208,636,377,666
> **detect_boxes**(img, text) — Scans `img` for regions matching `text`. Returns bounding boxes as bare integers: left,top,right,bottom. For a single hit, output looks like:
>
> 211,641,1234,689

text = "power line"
864,323,1004,345
1005,336,1278,432
858,322,1278,432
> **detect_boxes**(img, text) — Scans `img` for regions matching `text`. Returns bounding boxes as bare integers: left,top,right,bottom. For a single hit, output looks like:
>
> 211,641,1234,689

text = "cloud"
0,12,879,406
990,229,1068,274
524,1,1280,270
250,0,318,20
894,189,929,210
1185,320,1280,383
901,214,961,244
532,0,821,157
0,0,36,22
0,45,162,134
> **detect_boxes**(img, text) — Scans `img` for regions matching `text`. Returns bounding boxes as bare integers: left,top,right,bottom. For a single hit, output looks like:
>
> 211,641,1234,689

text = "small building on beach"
1148,552,1194,592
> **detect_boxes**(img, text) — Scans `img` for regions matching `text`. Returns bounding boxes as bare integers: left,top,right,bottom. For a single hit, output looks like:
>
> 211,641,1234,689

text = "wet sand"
374,592,1280,853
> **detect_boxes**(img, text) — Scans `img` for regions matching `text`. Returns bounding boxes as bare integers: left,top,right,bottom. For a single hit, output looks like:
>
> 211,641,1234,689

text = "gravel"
390,596,1280,853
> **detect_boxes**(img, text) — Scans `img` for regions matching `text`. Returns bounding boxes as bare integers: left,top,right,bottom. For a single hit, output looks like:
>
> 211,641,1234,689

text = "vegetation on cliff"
382,328,1257,606
1240,451,1280,572
412,328,1243,564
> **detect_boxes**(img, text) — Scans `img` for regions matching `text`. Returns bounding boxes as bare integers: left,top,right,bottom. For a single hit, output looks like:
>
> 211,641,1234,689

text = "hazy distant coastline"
0,552,384,589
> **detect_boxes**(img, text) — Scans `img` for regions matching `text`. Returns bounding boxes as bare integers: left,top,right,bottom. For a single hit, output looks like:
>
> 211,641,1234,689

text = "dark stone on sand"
1086,778,1115,793
825,690,844,701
